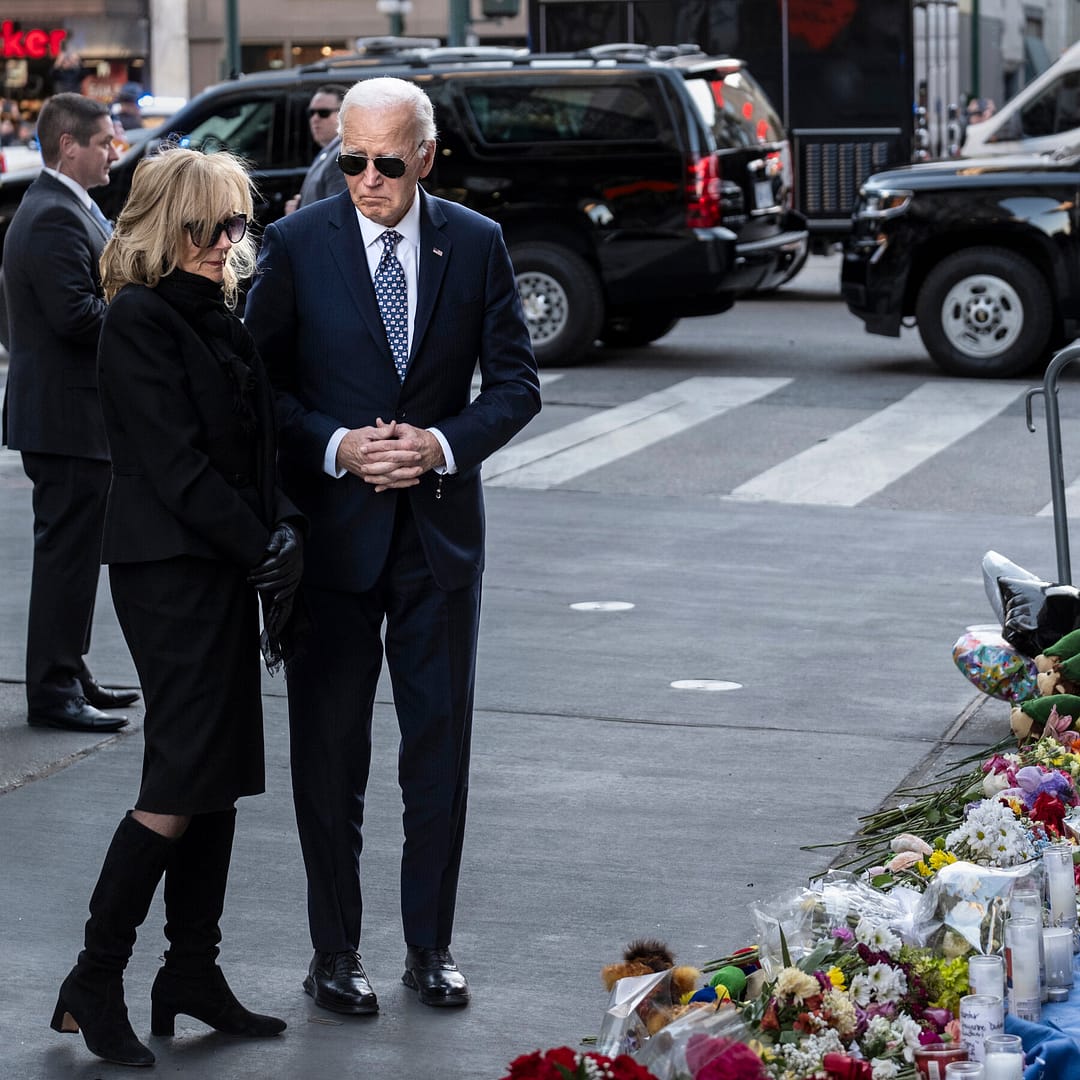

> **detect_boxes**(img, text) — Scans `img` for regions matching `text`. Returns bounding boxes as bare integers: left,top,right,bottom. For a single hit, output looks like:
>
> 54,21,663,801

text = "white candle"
1005,916,1041,1020
1043,843,1077,933
1043,926,1074,994
982,1051,1023,1080
968,954,1006,1003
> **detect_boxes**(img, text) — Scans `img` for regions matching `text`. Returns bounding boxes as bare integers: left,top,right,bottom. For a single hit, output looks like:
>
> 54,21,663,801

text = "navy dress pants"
287,497,481,954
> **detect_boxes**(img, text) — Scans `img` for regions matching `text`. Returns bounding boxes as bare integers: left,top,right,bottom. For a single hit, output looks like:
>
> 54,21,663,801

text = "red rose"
1032,791,1068,836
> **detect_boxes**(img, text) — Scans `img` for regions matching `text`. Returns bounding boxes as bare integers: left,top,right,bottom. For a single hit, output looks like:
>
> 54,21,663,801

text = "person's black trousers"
287,498,481,954
21,451,110,710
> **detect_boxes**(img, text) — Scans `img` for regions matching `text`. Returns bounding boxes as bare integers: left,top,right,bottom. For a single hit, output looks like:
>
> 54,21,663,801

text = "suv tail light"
686,152,722,227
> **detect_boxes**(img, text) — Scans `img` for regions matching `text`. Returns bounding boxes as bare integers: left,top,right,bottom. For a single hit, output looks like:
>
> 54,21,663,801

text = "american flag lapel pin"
432,247,443,256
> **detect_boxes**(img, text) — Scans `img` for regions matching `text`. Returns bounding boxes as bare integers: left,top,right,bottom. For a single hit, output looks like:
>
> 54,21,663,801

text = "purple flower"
1015,766,1045,795
1037,771,1075,801
834,927,854,943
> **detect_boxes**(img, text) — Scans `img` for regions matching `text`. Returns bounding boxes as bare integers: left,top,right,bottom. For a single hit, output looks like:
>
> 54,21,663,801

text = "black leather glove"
247,521,303,600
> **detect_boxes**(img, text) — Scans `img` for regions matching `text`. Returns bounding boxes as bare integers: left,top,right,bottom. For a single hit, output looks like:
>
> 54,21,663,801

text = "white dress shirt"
323,193,456,477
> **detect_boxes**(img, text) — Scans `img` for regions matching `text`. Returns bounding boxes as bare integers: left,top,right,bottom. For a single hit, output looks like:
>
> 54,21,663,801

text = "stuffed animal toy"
1010,694,1080,742
600,939,705,1035
1034,629,1080,696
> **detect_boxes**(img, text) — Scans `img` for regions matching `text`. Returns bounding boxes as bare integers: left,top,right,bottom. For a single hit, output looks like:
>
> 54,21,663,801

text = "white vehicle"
962,40,1080,157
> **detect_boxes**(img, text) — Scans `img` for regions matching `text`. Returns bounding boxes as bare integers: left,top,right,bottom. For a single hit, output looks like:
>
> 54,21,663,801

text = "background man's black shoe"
402,946,470,1007
303,951,378,1015
82,678,140,710
28,698,129,733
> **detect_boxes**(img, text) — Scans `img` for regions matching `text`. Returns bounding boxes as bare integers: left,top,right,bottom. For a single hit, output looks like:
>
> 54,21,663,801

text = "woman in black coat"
50,147,304,1067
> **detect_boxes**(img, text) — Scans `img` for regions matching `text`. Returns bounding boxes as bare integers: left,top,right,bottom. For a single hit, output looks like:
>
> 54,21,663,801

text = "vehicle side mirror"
988,113,1023,142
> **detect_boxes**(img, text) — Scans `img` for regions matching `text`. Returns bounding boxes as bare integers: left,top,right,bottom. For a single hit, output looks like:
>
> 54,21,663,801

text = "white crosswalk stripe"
727,379,1027,507
484,376,791,489
1038,481,1080,518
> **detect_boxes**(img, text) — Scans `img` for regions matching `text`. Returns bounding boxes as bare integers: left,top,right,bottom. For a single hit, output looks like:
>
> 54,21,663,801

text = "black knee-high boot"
150,808,285,1038
51,813,175,1067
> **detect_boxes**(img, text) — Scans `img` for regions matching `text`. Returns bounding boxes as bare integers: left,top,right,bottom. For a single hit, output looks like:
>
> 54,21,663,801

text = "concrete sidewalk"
0,432,1028,1077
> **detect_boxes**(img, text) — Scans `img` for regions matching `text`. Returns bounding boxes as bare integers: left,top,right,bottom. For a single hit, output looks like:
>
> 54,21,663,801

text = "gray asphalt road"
0,255,1054,1078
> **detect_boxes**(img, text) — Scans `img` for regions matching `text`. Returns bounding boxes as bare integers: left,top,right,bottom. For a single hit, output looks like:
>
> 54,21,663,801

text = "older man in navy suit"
2,92,138,732
246,77,540,1015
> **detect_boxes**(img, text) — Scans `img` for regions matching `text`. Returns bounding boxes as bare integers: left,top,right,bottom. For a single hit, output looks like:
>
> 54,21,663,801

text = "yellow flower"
827,966,846,991
928,849,957,870
916,859,934,878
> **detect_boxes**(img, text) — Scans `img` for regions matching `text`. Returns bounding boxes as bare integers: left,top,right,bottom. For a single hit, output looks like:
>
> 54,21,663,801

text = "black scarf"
154,270,258,435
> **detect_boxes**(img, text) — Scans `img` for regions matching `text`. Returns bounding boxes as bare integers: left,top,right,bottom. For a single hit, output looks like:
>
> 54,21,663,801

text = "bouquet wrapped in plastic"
907,858,1041,955
749,871,915,976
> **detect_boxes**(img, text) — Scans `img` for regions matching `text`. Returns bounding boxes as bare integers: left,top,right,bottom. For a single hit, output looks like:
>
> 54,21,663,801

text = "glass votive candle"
1043,841,1079,948
1043,924,1074,1001
982,1033,1024,1080
1008,877,1047,1000
968,954,1007,1006
914,1043,968,1080
945,1063,985,1079
958,994,1004,1061
1004,916,1042,1021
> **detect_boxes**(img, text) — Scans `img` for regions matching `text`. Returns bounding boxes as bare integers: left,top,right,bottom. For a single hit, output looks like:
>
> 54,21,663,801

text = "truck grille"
795,132,901,218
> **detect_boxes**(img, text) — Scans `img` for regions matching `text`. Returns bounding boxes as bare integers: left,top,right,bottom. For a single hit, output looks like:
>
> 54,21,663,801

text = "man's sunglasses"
337,143,424,179
307,108,336,119
186,213,248,249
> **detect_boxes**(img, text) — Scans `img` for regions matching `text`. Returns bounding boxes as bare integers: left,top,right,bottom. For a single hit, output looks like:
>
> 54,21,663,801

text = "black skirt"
109,555,265,814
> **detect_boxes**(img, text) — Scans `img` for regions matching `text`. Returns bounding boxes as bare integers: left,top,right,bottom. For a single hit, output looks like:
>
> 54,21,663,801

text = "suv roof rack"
575,42,650,61
407,45,529,65
354,36,442,53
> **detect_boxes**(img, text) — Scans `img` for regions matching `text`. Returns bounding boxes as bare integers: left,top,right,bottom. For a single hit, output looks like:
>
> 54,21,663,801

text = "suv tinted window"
1020,70,1080,137
684,69,784,147
183,99,277,168
462,82,660,143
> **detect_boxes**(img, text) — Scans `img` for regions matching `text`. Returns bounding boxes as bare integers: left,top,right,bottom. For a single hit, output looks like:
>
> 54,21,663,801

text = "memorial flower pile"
835,734,1080,893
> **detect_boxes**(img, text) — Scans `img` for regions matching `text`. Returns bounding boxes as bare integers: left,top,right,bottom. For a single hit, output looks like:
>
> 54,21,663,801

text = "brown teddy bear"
600,939,705,1035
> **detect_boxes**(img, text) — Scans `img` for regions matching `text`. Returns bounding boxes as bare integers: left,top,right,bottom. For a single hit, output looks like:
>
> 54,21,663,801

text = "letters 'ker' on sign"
1,22,68,59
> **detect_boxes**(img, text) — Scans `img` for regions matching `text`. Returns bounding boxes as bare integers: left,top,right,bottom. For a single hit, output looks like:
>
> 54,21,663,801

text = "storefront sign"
1,22,67,59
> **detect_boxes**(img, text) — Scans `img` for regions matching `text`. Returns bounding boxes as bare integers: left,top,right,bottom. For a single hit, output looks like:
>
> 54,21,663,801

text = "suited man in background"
1,93,137,732
283,84,349,215
246,77,540,1015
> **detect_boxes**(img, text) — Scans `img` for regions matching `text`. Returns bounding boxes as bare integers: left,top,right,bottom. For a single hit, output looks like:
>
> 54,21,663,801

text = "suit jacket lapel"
325,193,393,367
410,189,450,369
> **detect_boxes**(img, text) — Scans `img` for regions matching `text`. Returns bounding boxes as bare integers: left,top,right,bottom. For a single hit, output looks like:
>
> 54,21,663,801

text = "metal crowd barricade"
1025,340,1080,585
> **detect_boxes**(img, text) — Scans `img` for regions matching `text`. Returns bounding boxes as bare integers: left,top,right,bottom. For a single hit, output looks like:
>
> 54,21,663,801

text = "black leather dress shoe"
402,946,470,1007
28,697,129,733
81,678,140,710
303,951,378,1015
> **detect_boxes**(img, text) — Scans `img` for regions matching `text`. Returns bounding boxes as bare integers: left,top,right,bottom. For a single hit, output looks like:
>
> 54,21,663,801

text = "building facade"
0,0,527,114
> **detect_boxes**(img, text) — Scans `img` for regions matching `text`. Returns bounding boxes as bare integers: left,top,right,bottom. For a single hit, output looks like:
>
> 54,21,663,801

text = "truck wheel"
915,247,1052,377
510,242,603,366
599,312,679,348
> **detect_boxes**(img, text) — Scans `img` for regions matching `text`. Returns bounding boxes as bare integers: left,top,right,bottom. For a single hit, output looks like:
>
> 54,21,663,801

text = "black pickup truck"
841,151,1080,378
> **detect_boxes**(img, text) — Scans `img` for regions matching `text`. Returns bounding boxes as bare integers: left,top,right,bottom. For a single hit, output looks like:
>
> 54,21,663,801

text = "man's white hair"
340,77,437,143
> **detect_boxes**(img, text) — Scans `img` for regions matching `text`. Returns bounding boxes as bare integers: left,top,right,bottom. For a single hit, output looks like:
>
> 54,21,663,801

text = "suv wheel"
510,242,604,366
600,312,680,348
915,247,1052,377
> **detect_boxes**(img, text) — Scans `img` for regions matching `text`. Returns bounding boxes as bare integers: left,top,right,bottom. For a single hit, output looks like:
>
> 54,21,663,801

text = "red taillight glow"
686,153,722,228
742,101,753,121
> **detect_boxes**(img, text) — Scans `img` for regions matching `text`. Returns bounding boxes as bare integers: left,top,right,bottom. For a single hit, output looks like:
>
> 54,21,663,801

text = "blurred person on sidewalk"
0,92,135,733
112,83,144,132
283,83,348,215
49,147,305,1067
246,76,540,1016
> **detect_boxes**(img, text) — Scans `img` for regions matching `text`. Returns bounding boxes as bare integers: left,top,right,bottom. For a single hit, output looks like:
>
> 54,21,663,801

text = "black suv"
841,150,1080,378
0,40,807,365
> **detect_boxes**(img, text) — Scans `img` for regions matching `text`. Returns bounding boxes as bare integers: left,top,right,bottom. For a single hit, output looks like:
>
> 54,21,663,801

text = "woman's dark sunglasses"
337,143,424,179
187,213,248,248
307,108,335,118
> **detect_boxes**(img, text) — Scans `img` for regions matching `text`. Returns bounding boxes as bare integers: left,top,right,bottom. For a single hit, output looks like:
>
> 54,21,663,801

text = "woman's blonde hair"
99,147,257,307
